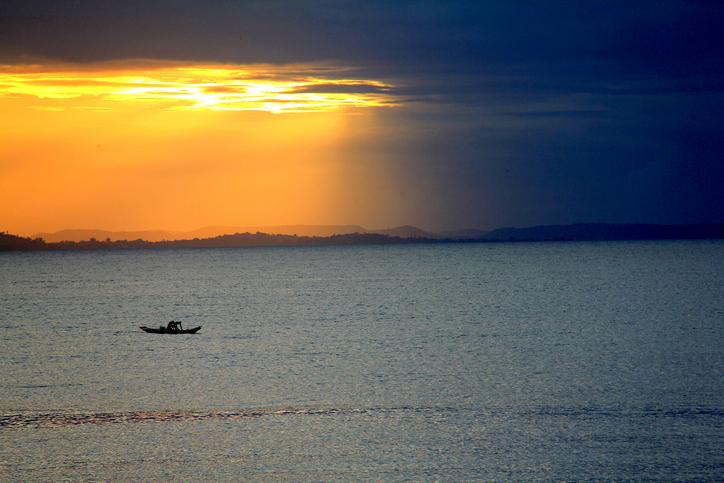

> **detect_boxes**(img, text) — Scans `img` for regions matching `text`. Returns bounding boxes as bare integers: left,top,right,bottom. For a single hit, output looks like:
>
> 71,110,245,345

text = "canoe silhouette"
139,326,202,334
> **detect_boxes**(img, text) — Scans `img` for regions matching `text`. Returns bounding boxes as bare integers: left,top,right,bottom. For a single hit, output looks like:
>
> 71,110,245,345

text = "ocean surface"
1,241,723,481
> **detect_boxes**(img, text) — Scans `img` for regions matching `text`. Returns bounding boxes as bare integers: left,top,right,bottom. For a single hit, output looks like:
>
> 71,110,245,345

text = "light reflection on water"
1,241,723,480
3,404,721,430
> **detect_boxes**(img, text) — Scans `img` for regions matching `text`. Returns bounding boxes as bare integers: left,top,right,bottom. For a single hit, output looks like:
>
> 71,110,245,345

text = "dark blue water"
1,241,723,480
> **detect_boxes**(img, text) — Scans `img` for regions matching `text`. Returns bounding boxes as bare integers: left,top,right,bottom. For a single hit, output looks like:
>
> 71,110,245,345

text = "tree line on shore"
0,231,439,251
3,223,723,251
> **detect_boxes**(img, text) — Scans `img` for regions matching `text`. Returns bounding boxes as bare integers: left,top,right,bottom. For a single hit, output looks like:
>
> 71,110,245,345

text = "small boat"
139,326,202,334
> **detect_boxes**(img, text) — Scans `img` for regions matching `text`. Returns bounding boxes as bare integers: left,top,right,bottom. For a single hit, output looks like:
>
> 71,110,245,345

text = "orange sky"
0,61,406,236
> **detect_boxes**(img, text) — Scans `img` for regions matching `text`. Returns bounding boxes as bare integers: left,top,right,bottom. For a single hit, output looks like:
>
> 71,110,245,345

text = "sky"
1,0,723,236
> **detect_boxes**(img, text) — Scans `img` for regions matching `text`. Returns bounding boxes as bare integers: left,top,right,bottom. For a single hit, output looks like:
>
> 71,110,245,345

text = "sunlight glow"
0,61,401,236
0,62,396,113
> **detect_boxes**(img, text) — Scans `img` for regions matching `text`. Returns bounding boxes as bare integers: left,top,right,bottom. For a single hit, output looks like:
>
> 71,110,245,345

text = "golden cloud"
0,62,397,113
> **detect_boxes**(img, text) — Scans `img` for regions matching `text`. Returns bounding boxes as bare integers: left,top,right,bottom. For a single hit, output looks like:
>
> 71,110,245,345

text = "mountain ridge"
33,222,724,244
3,222,722,251
33,224,467,242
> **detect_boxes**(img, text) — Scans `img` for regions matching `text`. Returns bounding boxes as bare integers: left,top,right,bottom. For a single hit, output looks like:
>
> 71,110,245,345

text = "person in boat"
165,320,184,332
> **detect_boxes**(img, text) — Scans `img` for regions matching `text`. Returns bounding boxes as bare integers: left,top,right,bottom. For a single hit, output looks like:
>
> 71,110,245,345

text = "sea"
1,241,723,481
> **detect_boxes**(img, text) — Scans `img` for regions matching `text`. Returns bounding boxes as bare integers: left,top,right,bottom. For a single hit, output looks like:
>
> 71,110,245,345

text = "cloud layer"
0,62,395,113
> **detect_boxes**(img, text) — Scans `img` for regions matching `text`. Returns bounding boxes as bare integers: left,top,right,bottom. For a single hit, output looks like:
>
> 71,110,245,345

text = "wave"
0,406,429,429
2,404,721,430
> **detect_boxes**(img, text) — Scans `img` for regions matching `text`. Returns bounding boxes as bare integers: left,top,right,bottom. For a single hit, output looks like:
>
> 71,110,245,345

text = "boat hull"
139,326,202,334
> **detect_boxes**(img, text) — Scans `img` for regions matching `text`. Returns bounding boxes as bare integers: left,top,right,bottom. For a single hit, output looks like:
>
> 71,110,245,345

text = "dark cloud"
2,1,723,104
291,83,389,94
504,110,610,119
1,0,723,227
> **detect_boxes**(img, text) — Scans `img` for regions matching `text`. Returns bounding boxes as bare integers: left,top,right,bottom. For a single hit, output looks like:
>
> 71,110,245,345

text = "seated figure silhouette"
164,320,183,332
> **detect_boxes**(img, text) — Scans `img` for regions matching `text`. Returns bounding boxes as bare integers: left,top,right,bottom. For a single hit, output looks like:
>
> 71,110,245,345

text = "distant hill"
485,223,724,241
10,222,724,251
155,232,427,248
36,225,370,242
1,231,437,251
35,224,441,242
244,225,368,237
34,229,183,243
369,225,434,238
35,224,483,242
436,228,490,240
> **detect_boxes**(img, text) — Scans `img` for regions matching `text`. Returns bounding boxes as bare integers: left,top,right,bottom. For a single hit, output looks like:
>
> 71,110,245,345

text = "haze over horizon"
1,1,723,235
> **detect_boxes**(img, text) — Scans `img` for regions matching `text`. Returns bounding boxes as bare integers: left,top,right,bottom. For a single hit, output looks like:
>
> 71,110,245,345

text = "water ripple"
2,404,721,430
0,406,417,429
